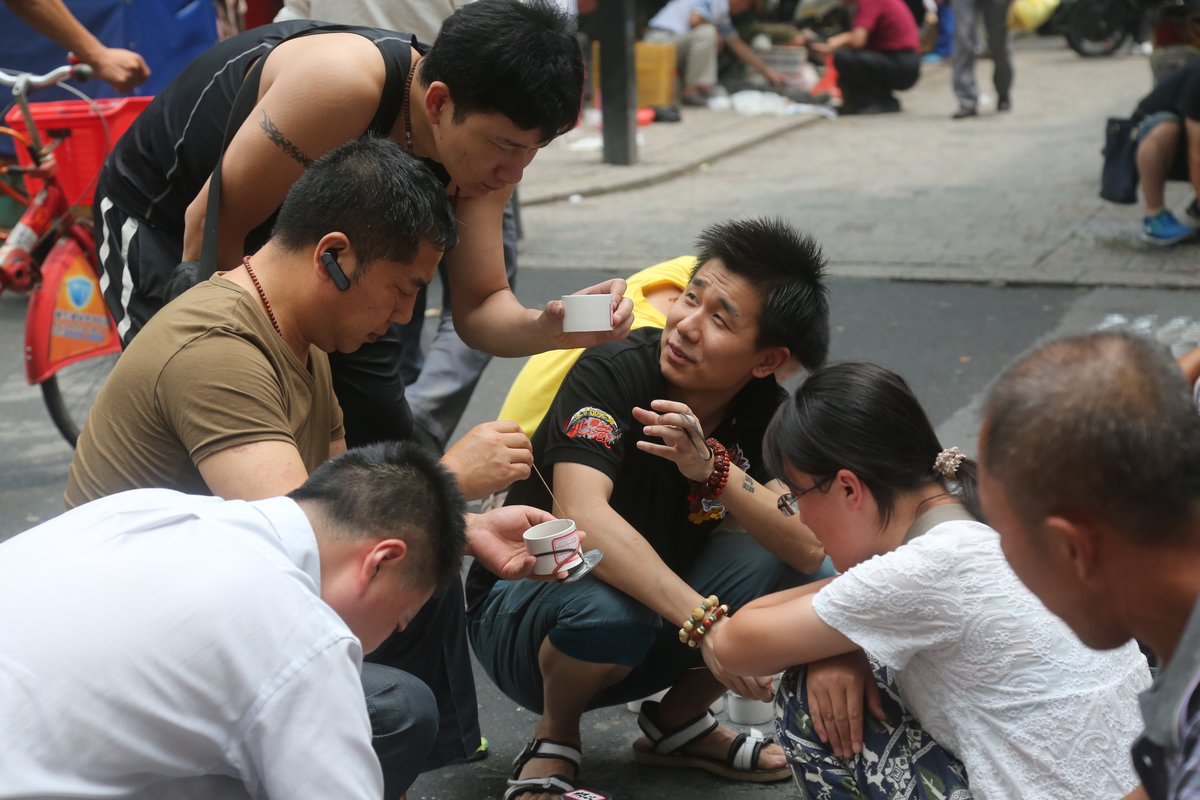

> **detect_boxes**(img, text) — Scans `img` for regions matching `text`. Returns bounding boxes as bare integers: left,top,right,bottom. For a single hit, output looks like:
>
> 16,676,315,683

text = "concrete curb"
521,112,825,206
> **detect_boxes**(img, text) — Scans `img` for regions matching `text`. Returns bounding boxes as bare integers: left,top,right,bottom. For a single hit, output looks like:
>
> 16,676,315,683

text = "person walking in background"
950,0,1014,118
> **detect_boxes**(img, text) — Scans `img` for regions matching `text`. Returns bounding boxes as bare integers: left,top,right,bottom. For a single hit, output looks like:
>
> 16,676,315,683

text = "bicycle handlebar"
0,63,93,96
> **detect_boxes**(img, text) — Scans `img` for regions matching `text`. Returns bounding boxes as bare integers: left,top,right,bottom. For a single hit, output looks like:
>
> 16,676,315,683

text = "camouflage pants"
775,663,973,800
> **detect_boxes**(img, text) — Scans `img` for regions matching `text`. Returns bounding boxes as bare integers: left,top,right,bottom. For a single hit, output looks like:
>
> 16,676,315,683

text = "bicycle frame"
0,65,122,386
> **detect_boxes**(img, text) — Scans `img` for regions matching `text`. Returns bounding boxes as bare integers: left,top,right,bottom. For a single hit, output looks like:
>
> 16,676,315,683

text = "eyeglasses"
776,477,833,517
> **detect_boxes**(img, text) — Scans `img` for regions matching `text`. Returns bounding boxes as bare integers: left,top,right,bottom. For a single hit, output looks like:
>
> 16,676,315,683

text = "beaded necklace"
242,256,281,337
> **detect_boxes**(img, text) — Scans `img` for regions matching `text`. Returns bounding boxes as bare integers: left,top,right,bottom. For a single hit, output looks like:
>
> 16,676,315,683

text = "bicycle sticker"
48,247,117,361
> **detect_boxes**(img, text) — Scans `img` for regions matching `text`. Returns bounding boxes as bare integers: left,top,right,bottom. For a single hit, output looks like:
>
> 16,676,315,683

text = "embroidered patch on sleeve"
564,407,622,448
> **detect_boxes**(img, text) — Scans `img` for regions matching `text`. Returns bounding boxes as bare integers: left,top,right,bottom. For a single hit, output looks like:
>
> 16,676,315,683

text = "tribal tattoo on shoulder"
260,112,313,168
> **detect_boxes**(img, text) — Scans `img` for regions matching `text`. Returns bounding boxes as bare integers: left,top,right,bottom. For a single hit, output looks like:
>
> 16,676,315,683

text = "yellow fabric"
499,256,696,437
1007,0,1059,32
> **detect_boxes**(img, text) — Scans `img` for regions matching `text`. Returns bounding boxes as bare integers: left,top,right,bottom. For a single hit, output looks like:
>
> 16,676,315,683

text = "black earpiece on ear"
321,250,352,292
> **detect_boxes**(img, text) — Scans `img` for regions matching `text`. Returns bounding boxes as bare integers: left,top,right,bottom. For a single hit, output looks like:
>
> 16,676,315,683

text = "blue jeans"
468,530,834,713
361,663,439,797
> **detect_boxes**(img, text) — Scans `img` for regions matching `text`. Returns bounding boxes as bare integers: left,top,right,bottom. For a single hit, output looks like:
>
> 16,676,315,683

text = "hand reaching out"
465,505,585,582
540,278,634,349
87,46,150,93
440,421,533,501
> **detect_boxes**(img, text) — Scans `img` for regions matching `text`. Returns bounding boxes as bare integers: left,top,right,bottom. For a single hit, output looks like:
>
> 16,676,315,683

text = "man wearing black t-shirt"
466,218,833,798
1134,57,1200,246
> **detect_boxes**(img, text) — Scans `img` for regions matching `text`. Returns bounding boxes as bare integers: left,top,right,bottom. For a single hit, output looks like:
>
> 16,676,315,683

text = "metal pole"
596,0,637,165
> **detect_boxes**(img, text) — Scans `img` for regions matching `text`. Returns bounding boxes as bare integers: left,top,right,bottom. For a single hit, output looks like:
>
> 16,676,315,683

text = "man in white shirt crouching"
0,441,468,799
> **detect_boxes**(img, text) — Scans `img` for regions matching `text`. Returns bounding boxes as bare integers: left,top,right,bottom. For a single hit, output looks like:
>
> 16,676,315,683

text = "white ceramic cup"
523,518,584,575
561,293,613,333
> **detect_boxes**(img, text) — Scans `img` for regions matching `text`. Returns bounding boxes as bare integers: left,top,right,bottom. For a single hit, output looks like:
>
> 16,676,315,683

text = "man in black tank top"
94,0,632,441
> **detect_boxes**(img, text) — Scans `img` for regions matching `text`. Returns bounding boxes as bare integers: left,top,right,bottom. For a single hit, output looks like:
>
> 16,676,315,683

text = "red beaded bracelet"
699,438,730,500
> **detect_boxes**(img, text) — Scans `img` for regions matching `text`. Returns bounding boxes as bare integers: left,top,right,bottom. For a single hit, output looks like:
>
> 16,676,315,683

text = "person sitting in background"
711,361,1150,799
792,0,920,115
645,0,788,106
978,330,1200,799
467,218,832,798
1131,57,1200,246
0,442,464,799
4,0,149,92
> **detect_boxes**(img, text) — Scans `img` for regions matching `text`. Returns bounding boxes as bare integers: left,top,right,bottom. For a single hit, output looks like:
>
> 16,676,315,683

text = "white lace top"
812,519,1150,800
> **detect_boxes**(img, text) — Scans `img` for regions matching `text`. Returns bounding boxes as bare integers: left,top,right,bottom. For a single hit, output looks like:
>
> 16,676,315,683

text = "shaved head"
982,330,1200,543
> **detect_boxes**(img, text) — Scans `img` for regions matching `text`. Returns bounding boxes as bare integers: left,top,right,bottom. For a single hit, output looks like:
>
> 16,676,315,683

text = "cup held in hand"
561,293,613,333
523,518,584,575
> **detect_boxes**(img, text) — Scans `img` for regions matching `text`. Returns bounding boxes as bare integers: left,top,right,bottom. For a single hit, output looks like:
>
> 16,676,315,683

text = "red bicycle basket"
4,96,151,206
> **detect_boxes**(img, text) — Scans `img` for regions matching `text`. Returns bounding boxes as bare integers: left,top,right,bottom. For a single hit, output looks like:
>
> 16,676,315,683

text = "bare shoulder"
260,32,390,106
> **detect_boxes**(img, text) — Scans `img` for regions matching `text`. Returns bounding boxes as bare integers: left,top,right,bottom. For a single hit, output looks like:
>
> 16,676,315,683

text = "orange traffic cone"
810,54,842,102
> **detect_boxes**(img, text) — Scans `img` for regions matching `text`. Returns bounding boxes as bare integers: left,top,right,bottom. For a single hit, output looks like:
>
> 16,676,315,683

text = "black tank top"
101,21,448,248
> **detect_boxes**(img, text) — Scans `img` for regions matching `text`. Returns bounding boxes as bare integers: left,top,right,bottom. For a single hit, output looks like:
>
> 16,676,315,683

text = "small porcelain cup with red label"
523,518,584,575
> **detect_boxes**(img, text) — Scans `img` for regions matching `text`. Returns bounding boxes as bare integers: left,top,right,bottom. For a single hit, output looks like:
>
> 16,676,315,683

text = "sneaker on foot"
997,95,1011,112
952,106,977,119
1143,210,1197,246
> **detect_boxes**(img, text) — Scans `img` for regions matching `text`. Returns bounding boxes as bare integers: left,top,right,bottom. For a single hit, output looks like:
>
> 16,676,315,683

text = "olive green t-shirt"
65,276,344,508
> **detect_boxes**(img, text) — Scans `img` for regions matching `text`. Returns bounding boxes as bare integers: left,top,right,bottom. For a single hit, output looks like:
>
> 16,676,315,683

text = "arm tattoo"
259,111,313,168
743,474,754,493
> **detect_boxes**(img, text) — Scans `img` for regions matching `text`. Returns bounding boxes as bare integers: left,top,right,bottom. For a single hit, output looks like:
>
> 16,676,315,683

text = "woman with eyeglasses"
700,362,1151,800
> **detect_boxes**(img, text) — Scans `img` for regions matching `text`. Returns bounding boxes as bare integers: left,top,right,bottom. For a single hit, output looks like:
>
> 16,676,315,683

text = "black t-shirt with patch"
1137,57,1200,121
465,327,786,612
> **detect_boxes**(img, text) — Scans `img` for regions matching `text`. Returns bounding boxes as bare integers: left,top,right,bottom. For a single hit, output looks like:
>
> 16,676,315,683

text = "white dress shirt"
0,489,381,799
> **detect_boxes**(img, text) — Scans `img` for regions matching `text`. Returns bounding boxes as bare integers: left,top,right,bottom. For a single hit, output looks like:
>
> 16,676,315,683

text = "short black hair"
421,0,584,142
983,330,1200,542
272,137,458,275
764,362,983,526
289,441,466,589
693,217,830,370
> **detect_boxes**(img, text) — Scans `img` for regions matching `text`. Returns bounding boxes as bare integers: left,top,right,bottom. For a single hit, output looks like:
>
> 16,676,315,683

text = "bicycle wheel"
40,352,119,446
1065,0,1131,56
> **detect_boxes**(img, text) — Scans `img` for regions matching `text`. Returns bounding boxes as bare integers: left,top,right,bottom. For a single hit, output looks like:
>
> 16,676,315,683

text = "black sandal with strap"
631,700,791,783
504,738,581,800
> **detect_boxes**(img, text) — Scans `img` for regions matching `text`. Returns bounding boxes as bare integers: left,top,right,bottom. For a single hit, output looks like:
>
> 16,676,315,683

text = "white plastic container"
726,692,774,725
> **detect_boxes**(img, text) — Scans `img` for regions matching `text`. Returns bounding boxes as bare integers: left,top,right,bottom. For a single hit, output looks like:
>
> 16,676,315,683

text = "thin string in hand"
531,461,566,519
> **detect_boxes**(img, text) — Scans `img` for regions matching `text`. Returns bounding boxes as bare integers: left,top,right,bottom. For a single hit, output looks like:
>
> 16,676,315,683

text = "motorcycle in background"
1061,0,1197,57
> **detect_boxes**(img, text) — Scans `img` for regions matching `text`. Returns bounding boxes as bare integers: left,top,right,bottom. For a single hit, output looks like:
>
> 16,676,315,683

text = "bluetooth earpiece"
321,249,351,292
